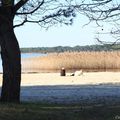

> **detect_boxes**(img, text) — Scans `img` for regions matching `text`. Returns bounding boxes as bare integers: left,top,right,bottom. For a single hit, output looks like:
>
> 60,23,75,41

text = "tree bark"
0,9,21,102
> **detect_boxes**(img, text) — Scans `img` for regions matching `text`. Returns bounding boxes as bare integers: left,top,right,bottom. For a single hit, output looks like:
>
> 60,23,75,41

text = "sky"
14,14,114,48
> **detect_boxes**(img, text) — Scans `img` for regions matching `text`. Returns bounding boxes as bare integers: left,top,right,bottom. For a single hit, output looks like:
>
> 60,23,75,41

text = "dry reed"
22,51,120,72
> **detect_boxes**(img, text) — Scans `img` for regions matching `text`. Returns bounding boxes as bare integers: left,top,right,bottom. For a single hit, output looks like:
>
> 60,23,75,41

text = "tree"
74,0,120,44
1,0,118,103
0,0,78,103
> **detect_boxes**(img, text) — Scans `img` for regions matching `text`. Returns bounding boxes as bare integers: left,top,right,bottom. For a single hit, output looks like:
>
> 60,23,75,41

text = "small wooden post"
60,67,66,76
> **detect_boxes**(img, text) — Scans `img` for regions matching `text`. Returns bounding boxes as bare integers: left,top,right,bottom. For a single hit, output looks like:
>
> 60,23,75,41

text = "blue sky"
14,14,113,48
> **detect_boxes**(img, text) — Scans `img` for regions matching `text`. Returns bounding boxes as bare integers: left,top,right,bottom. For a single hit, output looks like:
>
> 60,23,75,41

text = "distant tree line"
20,44,120,53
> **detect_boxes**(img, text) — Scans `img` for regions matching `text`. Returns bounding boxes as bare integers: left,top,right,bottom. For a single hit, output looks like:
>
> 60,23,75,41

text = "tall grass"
22,51,120,72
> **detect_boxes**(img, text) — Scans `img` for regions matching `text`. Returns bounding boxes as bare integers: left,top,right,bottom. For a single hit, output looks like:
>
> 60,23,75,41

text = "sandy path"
0,72,119,86
21,72,120,86
0,72,120,104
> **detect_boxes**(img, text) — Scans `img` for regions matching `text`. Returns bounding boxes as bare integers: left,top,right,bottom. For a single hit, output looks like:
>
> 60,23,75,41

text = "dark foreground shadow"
17,84,120,105
0,84,120,104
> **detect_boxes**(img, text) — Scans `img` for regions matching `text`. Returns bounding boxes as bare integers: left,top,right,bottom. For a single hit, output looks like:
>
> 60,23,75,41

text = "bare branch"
96,37,120,46
16,0,44,15
74,0,120,21
13,1,76,28
14,7,75,28
14,0,29,12
14,16,27,28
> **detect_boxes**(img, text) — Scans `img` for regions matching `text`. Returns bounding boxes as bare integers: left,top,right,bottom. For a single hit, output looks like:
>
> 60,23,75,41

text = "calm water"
0,53,46,72
21,53,46,58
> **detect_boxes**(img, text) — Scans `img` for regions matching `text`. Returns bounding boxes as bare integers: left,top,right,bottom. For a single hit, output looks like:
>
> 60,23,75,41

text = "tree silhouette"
0,0,118,103
0,0,77,103
74,0,120,43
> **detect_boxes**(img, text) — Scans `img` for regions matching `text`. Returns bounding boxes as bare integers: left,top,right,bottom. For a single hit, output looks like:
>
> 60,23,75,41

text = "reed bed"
22,51,120,72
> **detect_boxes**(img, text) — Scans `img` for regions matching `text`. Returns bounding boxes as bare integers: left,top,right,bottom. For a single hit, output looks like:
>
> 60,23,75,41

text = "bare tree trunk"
0,15,21,102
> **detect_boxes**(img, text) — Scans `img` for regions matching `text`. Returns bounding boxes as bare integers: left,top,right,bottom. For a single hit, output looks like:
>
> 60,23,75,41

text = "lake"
0,53,46,72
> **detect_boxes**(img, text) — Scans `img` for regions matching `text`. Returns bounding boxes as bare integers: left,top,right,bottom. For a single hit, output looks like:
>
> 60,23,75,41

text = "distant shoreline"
20,44,120,53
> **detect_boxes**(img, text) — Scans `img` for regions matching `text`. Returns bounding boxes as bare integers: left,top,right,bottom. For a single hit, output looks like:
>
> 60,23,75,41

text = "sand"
19,72,120,86
18,72,120,103
0,72,120,86
1,72,120,103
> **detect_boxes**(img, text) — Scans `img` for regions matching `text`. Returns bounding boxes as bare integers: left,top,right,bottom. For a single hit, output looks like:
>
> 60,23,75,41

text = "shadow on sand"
14,84,120,105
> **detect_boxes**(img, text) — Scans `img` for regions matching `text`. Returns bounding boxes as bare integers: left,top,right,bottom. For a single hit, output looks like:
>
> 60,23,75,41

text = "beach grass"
0,102,119,120
22,51,120,72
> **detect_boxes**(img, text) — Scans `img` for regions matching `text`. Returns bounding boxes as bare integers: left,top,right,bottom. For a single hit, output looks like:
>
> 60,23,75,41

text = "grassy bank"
0,102,119,120
22,51,120,72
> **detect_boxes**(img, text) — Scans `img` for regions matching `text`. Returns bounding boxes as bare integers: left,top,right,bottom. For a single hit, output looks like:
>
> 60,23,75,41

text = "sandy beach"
1,72,120,104
0,71,120,86
18,72,120,86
